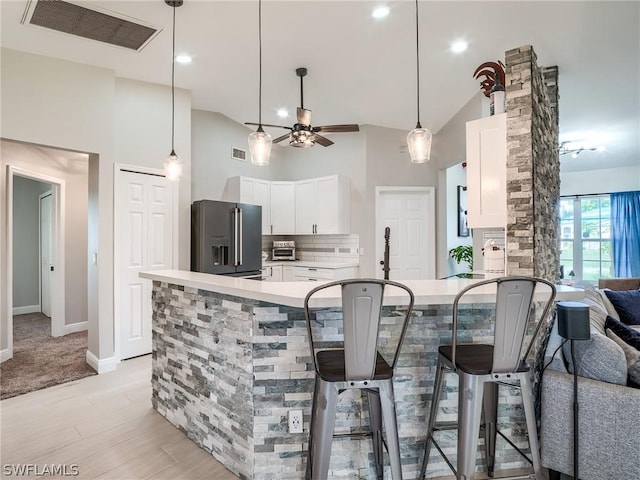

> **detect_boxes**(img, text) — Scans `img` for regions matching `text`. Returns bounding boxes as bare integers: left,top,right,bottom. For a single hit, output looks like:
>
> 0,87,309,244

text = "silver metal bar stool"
419,276,556,480
303,278,415,480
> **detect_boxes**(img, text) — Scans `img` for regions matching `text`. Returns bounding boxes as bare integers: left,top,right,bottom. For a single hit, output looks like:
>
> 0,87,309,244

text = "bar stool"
303,278,415,480
419,276,556,480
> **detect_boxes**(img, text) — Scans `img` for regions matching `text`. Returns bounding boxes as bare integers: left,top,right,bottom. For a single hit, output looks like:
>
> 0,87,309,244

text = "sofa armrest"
541,370,640,479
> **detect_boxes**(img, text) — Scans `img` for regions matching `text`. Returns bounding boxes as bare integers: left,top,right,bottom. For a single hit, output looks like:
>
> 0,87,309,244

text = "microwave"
272,240,296,261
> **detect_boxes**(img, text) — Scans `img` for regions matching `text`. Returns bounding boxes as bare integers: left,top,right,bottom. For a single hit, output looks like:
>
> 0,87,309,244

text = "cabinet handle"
270,224,273,234
308,268,317,271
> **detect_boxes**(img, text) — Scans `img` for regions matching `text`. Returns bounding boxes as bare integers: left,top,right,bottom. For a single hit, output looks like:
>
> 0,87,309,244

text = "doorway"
6,167,66,360
375,187,436,280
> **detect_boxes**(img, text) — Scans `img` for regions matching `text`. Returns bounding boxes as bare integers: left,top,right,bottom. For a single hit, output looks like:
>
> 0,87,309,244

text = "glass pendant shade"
248,128,272,166
407,124,432,163
164,150,183,181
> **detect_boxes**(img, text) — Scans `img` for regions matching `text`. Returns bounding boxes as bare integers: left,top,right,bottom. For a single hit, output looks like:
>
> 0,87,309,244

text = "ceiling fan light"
164,150,183,181
248,128,272,165
407,126,432,163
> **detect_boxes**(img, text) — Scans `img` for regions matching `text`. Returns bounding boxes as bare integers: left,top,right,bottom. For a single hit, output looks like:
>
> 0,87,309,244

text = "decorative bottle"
490,72,505,115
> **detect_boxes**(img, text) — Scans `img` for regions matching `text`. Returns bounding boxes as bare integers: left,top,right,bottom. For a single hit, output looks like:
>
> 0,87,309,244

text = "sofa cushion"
604,289,640,325
562,328,627,385
604,316,640,351
606,329,640,388
573,282,609,334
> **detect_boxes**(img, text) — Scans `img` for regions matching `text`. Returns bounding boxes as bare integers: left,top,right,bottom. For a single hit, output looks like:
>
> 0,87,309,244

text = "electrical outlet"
288,410,303,433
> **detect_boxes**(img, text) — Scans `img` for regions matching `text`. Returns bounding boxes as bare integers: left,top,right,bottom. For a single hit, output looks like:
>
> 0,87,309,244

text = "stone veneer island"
139,270,583,480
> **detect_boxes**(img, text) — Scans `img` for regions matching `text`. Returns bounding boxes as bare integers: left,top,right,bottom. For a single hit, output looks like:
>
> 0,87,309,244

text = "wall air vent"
21,0,162,52
232,147,247,162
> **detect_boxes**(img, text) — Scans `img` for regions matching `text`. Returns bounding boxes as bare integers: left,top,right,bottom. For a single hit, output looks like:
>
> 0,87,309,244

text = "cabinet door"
270,182,296,234
254,179,271,233
271,265,283,282
295,179,317,234
316,176,344,234
282,266,296,281
466,113,507,228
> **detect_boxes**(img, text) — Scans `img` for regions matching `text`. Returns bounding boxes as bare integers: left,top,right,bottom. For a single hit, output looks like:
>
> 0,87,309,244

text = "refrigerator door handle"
238,207,243,265
233,207,240,266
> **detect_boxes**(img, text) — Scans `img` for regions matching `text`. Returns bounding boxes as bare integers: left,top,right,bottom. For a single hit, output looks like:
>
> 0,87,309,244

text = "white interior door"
375,187,436,280
39,192,52,317
115,168,175,360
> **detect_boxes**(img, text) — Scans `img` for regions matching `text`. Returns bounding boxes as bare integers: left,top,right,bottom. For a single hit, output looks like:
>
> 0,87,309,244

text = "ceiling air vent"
21,0,162,52
231,147,247,162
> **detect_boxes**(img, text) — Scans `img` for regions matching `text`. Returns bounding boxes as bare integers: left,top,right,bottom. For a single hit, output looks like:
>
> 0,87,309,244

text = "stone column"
505,45,560,282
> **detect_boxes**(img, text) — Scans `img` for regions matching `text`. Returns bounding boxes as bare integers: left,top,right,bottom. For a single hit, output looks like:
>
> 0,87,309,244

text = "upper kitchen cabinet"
295,175,350,235
270,181,296,235
465,113,507,228
222,176,271,233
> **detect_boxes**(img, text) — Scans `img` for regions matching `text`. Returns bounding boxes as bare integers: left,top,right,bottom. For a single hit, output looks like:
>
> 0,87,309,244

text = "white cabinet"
293,265,359,282
270,182,296,235
295,175,350,235
223,176,271,233
465,113,507,228
282,265,297,282
261,265,283,282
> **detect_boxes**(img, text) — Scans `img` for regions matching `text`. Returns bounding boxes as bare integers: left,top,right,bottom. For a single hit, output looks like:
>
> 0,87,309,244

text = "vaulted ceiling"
2,1,638,173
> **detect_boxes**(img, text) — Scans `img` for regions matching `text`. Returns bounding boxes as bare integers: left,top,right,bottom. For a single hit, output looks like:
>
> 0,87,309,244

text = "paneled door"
375,187,436,280
115,167,175,360
39,191,52,317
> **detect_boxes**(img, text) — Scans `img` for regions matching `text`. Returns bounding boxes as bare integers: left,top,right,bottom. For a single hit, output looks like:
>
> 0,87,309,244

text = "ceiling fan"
245,67,360,148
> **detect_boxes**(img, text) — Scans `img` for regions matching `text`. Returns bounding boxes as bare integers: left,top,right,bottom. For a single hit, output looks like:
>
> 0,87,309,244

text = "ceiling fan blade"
311,134,334,147
297,107,312,126
313,124,360,133
244,122,291,130
273,133,291,144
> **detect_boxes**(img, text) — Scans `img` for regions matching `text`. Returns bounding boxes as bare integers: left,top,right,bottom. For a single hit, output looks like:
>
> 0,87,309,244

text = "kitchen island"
140,270,583,479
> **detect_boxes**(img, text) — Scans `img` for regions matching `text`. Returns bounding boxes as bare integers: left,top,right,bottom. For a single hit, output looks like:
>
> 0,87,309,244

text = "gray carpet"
0,312,96,400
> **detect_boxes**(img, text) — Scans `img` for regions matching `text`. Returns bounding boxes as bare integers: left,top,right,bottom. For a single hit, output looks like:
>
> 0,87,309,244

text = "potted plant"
449,245,473,272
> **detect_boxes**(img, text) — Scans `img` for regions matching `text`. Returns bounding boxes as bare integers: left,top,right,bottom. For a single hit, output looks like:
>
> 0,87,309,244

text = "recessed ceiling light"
277,108,288,118
175,54,192,64
451,40,468,53
372,6,390,19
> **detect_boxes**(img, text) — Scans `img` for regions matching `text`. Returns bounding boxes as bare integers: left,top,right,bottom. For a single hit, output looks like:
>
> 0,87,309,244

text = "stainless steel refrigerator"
191,200,262,278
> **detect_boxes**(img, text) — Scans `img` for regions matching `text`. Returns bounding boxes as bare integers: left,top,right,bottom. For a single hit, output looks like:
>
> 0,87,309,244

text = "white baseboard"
64,321,88,334
86,350,118,374
0,348,13,363
12,305,40,315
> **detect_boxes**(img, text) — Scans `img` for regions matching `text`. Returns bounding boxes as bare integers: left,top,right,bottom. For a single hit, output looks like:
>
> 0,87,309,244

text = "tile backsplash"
262,234,360,263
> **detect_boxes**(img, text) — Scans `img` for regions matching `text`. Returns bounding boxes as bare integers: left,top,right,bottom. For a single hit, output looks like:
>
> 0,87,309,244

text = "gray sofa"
540,278,640,479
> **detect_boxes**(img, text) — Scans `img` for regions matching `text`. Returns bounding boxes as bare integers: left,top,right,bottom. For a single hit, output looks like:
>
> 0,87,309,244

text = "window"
560,195,613,282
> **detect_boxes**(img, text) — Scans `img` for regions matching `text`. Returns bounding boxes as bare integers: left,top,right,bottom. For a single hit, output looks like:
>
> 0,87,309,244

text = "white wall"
444,163,473,277
191,110,283,202
561,166,640,195
12,176,51,309
1,49,191,365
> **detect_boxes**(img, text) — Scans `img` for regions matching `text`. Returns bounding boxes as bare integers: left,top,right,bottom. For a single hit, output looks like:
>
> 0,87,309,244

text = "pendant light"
407,0,432,163
163,0,183,181
247,0,272,166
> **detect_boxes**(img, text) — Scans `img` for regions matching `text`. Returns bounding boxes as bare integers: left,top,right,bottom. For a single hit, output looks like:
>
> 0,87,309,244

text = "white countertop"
262,260,360,269
140,269,584,308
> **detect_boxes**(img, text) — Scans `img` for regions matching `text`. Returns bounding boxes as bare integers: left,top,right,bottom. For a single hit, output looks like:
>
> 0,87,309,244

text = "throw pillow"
604,289,640,325
561,327,627,385
599,289,621,321
606,329,640,388
604,316,640,350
